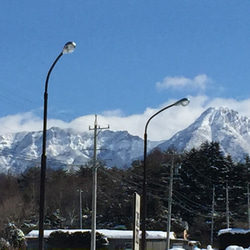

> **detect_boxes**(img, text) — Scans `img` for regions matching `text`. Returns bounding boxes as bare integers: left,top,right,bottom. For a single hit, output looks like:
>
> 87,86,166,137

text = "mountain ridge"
157,107,250,160
1,107,250,174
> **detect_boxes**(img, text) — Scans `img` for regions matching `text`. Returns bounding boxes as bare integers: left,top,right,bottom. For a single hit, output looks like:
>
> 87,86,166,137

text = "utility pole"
78,189,83,229
166,152,174,250
225,181,230,228
248,182,250,229
211,185,215,246
89,115,109,250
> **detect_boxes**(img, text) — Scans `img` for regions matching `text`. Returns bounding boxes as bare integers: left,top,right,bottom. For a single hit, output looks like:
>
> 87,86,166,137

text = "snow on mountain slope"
97,130,159,168
1,107,250,174
157,107,250,161
0,127,158,174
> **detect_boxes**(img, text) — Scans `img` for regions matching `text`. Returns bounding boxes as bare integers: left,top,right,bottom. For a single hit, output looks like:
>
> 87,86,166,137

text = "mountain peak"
1,107,250,174
194,107,241,127
157,107,250,161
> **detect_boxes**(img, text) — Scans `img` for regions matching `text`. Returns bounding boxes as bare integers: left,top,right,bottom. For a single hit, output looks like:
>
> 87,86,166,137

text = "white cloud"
156,74,211,91
1,95,250,141
0,112,69,135
101,109,124,117
0,112,42,134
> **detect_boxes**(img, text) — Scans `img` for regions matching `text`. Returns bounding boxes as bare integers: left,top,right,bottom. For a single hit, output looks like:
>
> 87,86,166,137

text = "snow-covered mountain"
1,107,250,174
0,128,159,174
157,107,250,161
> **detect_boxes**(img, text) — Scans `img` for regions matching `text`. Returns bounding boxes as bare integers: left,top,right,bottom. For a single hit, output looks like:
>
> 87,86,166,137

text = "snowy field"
225,246,250,250
170,245,250,250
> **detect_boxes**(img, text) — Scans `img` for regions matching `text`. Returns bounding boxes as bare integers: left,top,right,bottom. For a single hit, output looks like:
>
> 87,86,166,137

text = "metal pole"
79,189,83,229
166,153,174,250
226,181,230,228
247,182,250,229
141,132,147,250
38,41,76,250
211,185,215,246
91,115,98,250
141,98,190,250
38,52,63,250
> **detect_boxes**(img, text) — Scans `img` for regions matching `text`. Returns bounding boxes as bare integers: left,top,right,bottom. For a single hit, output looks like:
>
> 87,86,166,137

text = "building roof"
218,228,250,236
26,229,176,240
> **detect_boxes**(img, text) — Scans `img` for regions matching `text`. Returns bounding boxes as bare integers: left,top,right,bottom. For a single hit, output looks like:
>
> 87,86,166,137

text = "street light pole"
141,98,190,250
38,42,76,250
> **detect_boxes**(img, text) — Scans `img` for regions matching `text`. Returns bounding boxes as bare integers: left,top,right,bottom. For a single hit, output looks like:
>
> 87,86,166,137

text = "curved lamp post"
38,41,76,250
141,97,190,250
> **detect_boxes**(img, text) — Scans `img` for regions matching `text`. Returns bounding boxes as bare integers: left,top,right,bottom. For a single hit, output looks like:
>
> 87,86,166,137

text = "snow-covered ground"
226,246,250,250
184,246,250,250
170,246,250,250
174,243,250,250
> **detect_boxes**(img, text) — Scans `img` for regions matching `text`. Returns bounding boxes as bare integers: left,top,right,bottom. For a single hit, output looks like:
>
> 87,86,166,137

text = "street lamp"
38,41,76,250
141,98,190,250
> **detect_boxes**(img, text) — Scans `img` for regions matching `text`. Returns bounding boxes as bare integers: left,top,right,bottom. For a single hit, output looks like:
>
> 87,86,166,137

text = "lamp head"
63,41,76,54
180,98,190,106
175,98,190,107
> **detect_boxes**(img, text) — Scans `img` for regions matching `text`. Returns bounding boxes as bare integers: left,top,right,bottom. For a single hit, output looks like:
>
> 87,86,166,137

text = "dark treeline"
0,141,249,247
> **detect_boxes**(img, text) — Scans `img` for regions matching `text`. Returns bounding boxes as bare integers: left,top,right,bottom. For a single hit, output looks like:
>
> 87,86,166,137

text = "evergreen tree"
177,142,231,241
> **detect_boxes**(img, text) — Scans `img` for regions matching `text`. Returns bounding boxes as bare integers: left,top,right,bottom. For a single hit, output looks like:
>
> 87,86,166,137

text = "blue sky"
1,1,250,140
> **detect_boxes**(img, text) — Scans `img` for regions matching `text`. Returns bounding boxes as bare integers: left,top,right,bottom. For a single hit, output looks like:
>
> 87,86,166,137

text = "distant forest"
0,141,249,248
